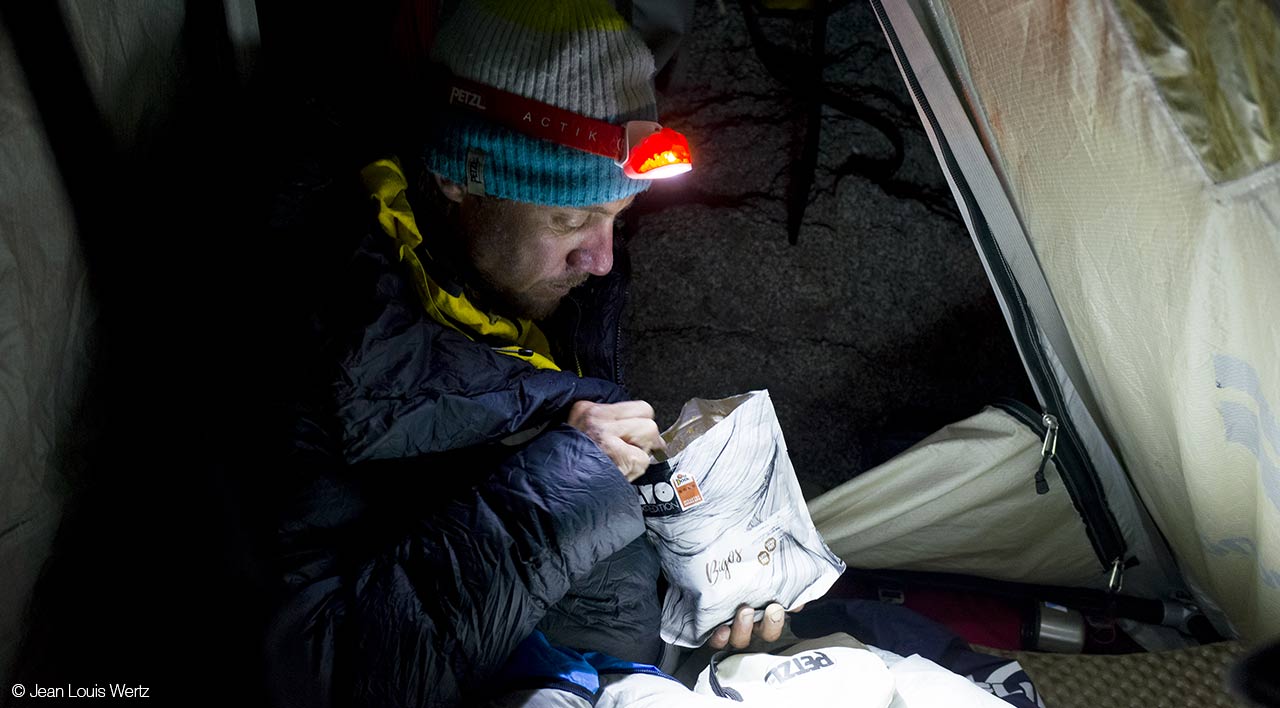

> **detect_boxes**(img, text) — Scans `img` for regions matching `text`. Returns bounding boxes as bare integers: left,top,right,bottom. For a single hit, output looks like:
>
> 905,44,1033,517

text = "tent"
807,0,1279,645
1,0,278,695
2,0,1276,703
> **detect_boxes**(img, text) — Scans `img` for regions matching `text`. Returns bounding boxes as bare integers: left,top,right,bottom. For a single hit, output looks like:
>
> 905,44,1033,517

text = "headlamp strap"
442,74,626,162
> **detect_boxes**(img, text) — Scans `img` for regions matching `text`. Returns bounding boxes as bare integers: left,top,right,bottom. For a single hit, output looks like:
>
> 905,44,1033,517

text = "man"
267,2,784,706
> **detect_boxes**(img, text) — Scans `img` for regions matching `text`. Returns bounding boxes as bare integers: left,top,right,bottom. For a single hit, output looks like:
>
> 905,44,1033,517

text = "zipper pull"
1034,413,1059,495
1108,557,1125,594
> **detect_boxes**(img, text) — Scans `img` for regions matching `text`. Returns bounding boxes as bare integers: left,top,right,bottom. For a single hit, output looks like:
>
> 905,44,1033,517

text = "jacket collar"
359,157,560,371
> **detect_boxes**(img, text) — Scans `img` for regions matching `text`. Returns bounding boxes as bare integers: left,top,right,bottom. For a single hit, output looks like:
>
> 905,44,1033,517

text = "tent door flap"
868,0,1129,579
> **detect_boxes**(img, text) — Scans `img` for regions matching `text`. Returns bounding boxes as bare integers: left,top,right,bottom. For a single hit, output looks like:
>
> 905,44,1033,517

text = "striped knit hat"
426,0,658,207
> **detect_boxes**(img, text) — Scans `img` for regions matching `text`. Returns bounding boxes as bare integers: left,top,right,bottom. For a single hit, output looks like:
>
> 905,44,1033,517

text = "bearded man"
266,2,783,706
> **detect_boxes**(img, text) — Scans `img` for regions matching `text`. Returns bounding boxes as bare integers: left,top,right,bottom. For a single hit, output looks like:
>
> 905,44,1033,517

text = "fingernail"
714,627,730,642
767,606,785,622
739,607,754,620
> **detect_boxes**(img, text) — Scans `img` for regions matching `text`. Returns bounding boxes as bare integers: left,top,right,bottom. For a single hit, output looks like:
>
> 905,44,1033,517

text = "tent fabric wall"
1111,0,1280,185
0,0,188,682
0,20,93,683
920,0,1280,639
871,0,1196,613
809,407,1102,588
59,0,187,157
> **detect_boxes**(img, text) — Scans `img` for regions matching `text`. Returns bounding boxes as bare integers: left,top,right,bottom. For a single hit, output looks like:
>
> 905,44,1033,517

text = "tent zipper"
992,400,1061,496
993,401,1123,590
870,0,1128,577
1036,414,1059,495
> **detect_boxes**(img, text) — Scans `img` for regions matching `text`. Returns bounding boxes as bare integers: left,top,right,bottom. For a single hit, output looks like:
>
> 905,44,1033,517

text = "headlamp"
619,121,693,179
443,74,693,180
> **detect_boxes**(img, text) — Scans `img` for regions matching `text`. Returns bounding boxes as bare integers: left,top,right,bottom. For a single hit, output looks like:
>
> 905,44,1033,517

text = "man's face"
452,189,635,321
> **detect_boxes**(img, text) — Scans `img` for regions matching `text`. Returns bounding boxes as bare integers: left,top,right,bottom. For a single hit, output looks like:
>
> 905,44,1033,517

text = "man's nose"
568,220,614,276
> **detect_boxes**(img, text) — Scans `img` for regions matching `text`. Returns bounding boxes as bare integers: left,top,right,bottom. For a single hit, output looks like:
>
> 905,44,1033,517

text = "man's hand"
708,603,791,650
568,400,666,481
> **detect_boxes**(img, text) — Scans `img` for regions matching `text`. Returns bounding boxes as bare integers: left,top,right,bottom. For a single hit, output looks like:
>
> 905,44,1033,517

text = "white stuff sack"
633,390,846,647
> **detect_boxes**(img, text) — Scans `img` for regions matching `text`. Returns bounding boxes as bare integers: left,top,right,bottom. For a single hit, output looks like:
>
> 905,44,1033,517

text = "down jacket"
265,170,662,707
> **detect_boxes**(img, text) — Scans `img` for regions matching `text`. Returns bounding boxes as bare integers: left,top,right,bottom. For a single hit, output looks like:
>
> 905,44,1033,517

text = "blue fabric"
583,651,671,679
502,632,602,699
425,111,651,207
497,630,676,700
792,599,1043,708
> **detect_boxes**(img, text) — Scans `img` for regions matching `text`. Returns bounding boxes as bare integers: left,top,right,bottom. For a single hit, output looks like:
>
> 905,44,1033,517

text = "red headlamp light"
442,75,693,181
619,121,693,179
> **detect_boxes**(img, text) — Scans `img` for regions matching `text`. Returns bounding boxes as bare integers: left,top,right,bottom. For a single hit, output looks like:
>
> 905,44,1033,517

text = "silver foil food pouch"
634,390,846,647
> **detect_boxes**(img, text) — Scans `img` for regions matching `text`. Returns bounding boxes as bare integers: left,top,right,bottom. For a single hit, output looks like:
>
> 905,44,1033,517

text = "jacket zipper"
613,284,627,387
870,0,1127,578
569,297,585,377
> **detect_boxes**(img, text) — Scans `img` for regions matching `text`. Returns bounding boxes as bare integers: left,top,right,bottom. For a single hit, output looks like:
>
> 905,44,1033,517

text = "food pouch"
633,390,846,647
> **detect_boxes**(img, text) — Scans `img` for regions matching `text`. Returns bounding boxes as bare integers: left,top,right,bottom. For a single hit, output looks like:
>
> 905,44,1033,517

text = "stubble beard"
458,199,587,322
482,268,591,320
490,281,561,321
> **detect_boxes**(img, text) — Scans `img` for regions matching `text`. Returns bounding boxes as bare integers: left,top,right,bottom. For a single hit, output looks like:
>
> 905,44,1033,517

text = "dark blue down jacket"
266,178,661,708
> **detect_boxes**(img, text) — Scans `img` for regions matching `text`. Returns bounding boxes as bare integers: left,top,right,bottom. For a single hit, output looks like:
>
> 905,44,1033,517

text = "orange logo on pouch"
671,471,704,510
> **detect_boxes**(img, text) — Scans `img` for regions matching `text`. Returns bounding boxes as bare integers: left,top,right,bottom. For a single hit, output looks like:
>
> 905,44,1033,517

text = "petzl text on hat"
426,0,658,207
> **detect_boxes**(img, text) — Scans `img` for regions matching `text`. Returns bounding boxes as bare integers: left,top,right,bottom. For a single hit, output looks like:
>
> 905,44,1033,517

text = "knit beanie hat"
425,0,659,207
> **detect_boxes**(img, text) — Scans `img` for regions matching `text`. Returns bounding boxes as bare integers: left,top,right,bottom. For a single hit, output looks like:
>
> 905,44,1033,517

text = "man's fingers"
621,446,650,481
728,606,754,649
759,603,785,643
707,603,791,650
568,400,664,449
598,437,652,481
614,417,665,454
568,400,653,431
569,399,666,479
588,400,655,421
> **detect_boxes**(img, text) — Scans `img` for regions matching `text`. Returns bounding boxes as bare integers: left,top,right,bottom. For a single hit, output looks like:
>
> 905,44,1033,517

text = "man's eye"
552,215,587,232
